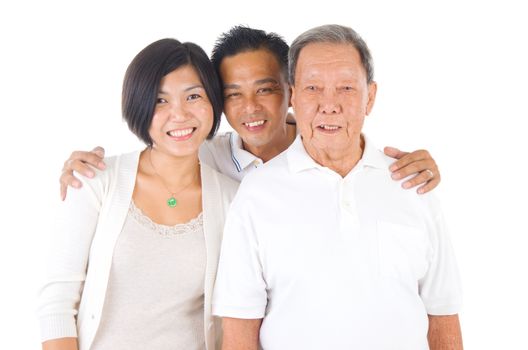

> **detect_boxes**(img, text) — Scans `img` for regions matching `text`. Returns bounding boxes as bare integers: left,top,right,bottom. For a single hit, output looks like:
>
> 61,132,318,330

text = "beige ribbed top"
90,202,206,350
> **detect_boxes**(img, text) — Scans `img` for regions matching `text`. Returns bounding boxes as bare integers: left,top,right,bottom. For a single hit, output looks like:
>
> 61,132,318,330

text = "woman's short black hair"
122,38,222,145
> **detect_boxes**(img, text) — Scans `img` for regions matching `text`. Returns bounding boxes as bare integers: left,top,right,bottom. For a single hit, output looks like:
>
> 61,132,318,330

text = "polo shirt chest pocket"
376,220,430,283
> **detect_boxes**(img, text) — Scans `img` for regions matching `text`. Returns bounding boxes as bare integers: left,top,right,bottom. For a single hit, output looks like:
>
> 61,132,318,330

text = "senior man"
212,24,463,350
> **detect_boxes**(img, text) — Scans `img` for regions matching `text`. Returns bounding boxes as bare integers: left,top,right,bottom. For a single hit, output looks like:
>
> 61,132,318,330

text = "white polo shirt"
199,132,263,182
212,135,462,350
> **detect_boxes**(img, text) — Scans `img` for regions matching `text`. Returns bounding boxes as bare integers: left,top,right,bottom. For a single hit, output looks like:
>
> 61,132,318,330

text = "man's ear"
290,86,297,110
365,81,377,116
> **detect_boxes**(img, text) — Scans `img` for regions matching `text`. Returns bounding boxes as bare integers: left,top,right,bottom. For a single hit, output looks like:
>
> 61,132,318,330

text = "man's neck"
242,123,297,163
303,135,364,178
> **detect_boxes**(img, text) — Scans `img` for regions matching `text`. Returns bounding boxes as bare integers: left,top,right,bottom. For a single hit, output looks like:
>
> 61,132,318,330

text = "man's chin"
240,133,271,150
306,137,358,151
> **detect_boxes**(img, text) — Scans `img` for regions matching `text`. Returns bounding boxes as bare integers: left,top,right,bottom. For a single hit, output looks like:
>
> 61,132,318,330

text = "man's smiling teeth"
244,120,265,127
319,124,340,130
168,128,193,137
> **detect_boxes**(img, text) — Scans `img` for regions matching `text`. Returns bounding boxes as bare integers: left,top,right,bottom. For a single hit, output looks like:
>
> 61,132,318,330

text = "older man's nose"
319,90,341,114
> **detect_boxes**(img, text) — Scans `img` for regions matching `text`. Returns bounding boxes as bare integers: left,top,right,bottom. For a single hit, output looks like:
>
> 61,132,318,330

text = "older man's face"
291,42,376,155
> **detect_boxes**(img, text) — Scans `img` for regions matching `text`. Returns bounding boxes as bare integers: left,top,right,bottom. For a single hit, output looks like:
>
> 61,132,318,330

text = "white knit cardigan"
37,150,239,350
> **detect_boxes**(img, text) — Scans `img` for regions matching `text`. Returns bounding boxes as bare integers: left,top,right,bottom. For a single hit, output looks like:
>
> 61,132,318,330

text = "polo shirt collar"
287,134,387,174
361,135,388,170
229,132,261,173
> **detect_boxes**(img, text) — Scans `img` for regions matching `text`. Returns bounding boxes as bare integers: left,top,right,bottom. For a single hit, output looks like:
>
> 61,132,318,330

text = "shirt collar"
361,135,389,170
287,134,388,174
229,132,262,172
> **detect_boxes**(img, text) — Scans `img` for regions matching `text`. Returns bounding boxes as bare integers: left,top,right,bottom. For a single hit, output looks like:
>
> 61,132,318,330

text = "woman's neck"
142,147,201,187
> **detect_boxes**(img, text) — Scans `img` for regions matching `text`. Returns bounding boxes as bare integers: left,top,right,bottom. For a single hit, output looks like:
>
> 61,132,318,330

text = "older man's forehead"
295,42,365,80
298,42,361,65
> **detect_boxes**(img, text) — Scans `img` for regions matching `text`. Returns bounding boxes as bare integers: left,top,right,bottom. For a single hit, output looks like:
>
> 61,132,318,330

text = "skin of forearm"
428,314,463,350
221,317,262,350
42,337,78,350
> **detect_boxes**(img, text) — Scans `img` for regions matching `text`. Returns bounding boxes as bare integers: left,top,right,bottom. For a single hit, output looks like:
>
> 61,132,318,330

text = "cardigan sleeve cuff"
39,313,78,342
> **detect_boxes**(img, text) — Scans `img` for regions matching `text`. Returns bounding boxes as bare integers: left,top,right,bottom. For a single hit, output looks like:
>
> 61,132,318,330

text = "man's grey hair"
288,24,374,85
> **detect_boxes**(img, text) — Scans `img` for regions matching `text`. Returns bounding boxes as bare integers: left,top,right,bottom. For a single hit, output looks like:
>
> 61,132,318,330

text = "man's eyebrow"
223,83,240,89
255,78,279,85
223,78,280,90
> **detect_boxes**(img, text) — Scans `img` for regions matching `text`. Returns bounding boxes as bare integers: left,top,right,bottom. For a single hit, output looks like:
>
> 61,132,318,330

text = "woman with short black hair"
38,38,238,350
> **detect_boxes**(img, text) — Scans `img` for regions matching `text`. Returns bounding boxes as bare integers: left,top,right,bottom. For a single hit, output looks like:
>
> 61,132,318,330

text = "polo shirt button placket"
341,177,360,238
341,178,355,213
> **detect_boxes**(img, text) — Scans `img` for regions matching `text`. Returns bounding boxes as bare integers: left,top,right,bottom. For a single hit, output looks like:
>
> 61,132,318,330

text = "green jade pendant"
167,197,177,207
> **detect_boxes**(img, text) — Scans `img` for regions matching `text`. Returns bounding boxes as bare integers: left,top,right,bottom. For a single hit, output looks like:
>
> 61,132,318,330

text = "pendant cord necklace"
148,148,198,208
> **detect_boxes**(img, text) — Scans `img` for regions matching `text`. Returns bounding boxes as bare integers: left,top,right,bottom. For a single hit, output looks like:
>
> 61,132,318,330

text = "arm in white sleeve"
37,171,104,341
419,195,463,315
212,192,268,319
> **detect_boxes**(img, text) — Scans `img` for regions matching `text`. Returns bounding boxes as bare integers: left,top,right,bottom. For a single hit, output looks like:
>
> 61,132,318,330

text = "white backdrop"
1,0,527,348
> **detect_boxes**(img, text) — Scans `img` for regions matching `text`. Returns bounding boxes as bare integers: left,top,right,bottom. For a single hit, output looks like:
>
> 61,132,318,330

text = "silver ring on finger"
425,169,434,179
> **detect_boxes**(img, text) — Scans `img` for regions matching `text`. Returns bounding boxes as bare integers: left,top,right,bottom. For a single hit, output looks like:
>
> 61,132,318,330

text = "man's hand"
384,147,440,194
428,314,463,350
60,146,106,201
221,317,262,350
